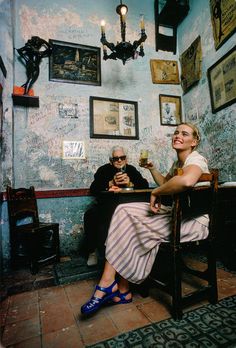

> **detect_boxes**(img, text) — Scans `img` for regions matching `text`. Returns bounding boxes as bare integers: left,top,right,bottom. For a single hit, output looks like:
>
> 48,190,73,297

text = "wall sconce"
100,1,147,65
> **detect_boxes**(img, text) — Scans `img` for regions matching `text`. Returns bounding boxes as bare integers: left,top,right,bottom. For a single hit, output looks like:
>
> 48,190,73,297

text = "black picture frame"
49,39,101,86
159,94,182,126
207,46,236,113
90,96,139,140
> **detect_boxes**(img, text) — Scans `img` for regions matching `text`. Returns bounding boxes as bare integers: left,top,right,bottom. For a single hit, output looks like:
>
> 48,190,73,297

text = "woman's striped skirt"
105,202,209,284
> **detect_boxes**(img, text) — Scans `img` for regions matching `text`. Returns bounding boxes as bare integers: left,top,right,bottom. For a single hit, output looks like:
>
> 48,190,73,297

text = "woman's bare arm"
149,165,203,214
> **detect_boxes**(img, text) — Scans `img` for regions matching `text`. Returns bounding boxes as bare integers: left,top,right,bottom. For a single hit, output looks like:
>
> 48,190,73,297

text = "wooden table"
98,188,153,205
216,184,236,270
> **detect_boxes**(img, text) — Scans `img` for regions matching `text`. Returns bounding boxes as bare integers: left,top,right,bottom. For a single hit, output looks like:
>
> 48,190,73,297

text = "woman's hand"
139,160,155,170
150,191,161,214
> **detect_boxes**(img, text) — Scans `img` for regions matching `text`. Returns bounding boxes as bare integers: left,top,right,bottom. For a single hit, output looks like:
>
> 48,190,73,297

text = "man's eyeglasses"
112,155,127,162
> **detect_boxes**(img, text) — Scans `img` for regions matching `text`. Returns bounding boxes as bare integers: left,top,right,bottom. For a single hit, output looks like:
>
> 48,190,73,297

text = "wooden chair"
6,185,60,274
141,169,219,320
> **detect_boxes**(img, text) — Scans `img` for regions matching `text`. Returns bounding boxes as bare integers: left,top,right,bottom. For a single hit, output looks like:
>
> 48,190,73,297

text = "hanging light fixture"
100,1,147,65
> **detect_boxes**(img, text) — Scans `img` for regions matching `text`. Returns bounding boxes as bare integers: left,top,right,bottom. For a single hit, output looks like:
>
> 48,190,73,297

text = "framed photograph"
58,103,79,118
150,59,180,84
180,36,202,94
159,94,182,126
209,0,236,50
207,46,236,113
49,39,101,86
62,141,85,159
90,96,139,139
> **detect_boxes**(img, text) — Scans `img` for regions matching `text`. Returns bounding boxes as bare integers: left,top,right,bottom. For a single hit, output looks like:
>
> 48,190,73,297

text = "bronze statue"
17,36,52,95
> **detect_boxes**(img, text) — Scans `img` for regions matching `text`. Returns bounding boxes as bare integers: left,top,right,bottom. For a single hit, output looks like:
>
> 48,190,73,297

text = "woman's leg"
95,264,132,303
81,260,120,314
94,260,118,298
113,276,132,303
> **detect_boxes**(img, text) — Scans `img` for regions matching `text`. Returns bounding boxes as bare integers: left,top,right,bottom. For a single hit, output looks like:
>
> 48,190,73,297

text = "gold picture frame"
209,0,236,50
150,59,180,84
180,36,202,94
159,94,182,126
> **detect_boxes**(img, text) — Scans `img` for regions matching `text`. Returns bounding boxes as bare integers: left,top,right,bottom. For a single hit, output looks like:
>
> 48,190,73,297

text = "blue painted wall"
178,0,236,182
1,0,235,271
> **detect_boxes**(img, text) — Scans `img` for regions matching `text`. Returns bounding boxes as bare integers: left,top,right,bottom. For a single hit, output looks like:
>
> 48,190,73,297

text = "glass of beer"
140,149,148,166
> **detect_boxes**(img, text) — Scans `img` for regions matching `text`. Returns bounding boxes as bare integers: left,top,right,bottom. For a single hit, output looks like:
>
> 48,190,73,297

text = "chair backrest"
6,186,39,229
171,169,219,245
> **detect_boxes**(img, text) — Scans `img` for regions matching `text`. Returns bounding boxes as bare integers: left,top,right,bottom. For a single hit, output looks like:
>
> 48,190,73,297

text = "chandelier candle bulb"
140,15,145,30
101,20,106,34
120,5,127,24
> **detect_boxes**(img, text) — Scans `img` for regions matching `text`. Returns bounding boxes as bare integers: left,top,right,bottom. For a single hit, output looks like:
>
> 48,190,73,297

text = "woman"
81,123,209,315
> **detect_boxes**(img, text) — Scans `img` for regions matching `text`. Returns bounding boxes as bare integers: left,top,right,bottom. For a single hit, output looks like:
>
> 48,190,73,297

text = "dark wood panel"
1,188,91,201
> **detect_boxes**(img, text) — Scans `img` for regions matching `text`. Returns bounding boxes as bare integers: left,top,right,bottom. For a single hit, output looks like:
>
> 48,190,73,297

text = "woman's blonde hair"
180,122,201,147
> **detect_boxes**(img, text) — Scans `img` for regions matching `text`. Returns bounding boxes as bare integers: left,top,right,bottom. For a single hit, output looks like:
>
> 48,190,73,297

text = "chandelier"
100,1,147,65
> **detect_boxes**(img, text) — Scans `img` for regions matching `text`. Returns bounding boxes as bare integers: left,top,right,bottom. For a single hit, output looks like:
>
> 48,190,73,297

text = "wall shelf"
12,94,39,107
155,0,190,53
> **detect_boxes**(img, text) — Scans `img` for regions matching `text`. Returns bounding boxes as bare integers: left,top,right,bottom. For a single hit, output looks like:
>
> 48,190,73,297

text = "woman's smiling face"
172,124,198,151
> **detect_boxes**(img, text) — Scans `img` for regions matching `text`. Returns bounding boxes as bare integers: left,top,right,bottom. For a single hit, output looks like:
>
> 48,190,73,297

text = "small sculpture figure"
17,36,52,95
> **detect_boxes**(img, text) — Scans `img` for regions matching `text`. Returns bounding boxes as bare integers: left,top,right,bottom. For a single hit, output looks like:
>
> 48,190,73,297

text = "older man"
82,146,149,266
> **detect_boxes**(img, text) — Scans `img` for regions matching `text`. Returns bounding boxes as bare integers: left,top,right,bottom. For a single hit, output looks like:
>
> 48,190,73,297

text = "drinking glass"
140,149,148,166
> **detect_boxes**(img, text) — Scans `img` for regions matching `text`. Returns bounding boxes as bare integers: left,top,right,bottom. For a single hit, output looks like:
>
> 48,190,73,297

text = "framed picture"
159,94,182,126
180,36,202,94
62,141,86,159
90,96,139,139
58,103,79,118
207,46,236,113
150,59,180,84
209,0,236,50
49,39,101,86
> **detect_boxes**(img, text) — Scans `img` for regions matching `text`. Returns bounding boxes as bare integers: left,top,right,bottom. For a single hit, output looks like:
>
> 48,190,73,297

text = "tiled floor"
1,261,236,348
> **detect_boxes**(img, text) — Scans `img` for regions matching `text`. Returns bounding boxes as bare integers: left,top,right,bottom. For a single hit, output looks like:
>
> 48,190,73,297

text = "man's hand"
108,185,122,192
113,172,130,187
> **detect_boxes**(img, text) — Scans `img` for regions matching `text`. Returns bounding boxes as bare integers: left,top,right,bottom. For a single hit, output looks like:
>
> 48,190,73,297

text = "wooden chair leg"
52,226,60,262
138,278,150,298
29,233,39,274
208,248,218,304
172,249,183,320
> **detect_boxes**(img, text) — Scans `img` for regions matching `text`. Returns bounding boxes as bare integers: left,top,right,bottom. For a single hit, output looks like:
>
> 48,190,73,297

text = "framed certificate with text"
208,46,236,113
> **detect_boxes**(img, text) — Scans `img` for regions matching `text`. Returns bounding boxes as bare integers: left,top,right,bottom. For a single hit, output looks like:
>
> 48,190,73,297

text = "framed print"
209,0,236,50
62,141,86,159
159,94,182,126
180,36,202,94
58,103,79,118
90,96,139,139
150,59,180,84
49,39,101,86
207,46,236,113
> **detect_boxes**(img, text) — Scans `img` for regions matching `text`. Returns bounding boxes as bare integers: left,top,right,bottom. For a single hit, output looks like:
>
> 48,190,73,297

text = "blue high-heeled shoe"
81,280,119,315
